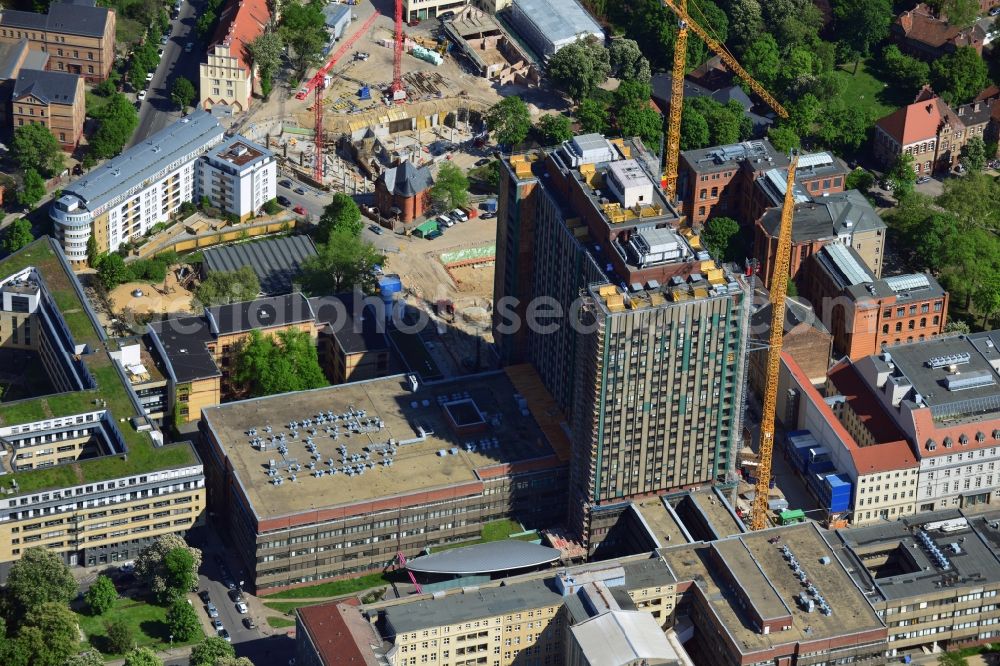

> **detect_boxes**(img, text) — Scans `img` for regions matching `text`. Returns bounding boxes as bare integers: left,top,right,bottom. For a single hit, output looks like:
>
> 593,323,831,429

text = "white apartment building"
50,111,276,267
198,136,276,222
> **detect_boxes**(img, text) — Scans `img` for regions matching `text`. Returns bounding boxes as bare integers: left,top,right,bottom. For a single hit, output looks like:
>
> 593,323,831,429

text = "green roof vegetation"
0,238,198,497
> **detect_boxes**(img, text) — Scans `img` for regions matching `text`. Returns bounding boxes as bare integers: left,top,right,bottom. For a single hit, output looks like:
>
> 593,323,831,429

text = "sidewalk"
105,645,193,666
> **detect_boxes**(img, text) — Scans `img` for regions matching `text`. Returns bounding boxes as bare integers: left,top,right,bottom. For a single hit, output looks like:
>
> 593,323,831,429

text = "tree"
135,535,203,604
431,162,470,211
316,193,363,243
17,603,79,666
535,114,573,145
2,217,34,253
106,618,135,655
171,78,196,110
960,137,987,173
280,0,327,74
613,81,651,109
937,172,1000,232
123,647,163,666
928,0,979,27
12,123,63,177
932,46,989,105
846,168,875,195
246,31,284,96
98,253,130,290
17,169,46,209
687,97,749,147
166,598,201,642
195,266,261,306
85,575,118,615
189,636,236,666
65,651,107,666
608,38,650,83
576,98,608,134
485,96,531,148
233,328,328,397
214,658,255,666
832,0,892,59
700,216,741,262
741,33,780,90
302,229,384,295
937,653,969,666
817,102,871,153
887,154,917,199
882,45,930,92
767,125,801,153
163,547,196,600
546,37,611,103
5,547,77,620
90,93,140,160
680,104,710,150
615,104,663,146
728,0,765,54
972,272,1000,328
87,235,101,268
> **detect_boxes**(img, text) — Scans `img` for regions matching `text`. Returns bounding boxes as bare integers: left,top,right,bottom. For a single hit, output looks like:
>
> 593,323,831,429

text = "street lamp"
169,634,173,647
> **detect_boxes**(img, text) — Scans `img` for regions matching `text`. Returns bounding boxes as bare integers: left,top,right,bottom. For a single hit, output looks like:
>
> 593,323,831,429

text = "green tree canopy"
576,98,608,134
134,535,203,604
535,114,574,145
85,575,118,615
546,37,611,103
105,618,135,655
5,547,77,621
316,193,363,243
608,38,650,83
166,598,201,642
927,0,979,27
615,104,662,147
767,125,801,153
932,46,989,105
246,31,284,95
741,33,780,90
65,650,107,666
431,162,470,211
817,101,872,153
13,123,64,178
887,154,917,199
832,0,893,58
484,96,531,148
680,104,710,150
90,93,140,160
195,266,261,306
189,636,236,666
687,97,750,147
301,229,384,295
163,547,196,601
123,647,164,666
98,253,130,290
613,81,652,109
845,168,875,195
960,136,987,172
280,0,327,74
171,78,197,110
18,169,46,209
214,658,255,666
700,216,742,262
882,45,930,93
2,218,34,253
233,328,329,397
17,603,79,666
728,0,765,54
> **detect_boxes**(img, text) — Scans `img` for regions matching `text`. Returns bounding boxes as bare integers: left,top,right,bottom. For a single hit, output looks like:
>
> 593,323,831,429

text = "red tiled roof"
976,85,1000,101
297,600,382,666
784,353,917,475
896,2,984,50
876,95,953,146
210,0,270,74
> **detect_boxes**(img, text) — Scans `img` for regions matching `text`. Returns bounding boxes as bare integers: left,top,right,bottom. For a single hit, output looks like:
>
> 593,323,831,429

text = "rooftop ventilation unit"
928,352,972,369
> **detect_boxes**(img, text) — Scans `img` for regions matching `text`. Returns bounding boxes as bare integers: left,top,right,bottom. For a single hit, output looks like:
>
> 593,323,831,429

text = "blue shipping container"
824,474,853,513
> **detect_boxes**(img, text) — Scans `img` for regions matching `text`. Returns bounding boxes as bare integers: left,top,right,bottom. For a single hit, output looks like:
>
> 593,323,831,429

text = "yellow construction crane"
659,0,790,200
748,153,799,531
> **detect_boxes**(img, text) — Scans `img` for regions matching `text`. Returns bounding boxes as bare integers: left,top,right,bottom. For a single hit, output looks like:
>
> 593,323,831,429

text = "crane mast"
749,153,799,531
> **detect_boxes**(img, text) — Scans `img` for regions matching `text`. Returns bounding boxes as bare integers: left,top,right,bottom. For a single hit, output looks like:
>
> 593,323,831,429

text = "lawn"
429,519,540,552
86,91,111,117
76,595,204,656
266,616,297,628
263,600,323,615
262,572,389,600
831,61,899,121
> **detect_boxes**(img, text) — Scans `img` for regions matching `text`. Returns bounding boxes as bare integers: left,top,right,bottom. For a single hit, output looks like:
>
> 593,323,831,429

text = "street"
275,178,399,252
129,0,205,146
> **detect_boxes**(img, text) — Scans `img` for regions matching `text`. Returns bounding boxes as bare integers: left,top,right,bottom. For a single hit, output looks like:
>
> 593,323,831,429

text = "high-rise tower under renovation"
494,134,751,550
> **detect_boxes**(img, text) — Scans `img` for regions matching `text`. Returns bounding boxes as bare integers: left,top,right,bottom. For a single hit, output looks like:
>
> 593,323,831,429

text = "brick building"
747,295,832,395
375,160,433,223
893,3,985,59
12,68,83,149
753,189,886,290
0,0,116,82
744,151,850,225
805,243,948,360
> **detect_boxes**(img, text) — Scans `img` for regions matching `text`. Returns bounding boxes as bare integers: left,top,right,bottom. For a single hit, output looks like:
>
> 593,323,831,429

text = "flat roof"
681,139,787,174
634,496,689,547
661,523,884,655
837,510,1000,601
884,335,1000,413
510,0,602,48
688,488,745,538
311,294,390,356
202,237,318,296
57,111,224,214
200,372,560,520
207,135,272,169
406,540,560,574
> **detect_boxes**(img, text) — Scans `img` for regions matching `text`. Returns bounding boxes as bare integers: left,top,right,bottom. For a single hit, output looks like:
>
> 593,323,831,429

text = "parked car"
475,158,491,167
450,208,469,223
160,34,169,45
277,195,291,206
293,205,307,215
294,186,306,195
235,602,248,614
228,589,244,602
991,5,1000,15
219,628,231,642
198,590,210,604
137,90,146,101
369,223,384,235
243,617,256,630
436,214,454,228
145,72,154,83
119,561,135,573
206,602,219,618
212,618,223,631
157,48,164,57
916,175,931,184
480,212,496,219
438,10,454,20
184,42,194,52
